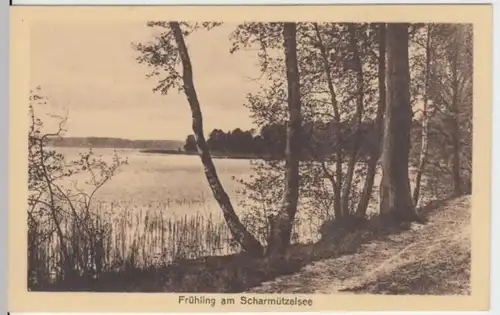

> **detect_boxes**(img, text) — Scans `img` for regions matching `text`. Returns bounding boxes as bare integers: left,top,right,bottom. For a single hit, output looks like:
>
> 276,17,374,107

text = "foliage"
228,22,473,238
134,22,222,94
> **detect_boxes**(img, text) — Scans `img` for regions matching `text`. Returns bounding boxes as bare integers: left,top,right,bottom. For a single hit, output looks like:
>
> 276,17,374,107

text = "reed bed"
28,202,237,289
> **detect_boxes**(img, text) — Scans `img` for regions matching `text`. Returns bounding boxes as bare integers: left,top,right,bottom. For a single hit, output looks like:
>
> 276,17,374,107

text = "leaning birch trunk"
412,25,432,207
170,22,264,256
266,22,302,256
341,24,364,218
356,23,386,218
379,23,418,221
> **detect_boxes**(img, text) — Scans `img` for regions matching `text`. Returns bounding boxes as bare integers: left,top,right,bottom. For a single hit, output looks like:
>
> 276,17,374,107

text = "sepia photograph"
9,4,492,312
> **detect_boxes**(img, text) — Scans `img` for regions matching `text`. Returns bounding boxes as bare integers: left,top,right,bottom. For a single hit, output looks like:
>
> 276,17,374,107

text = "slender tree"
340,24,365,218
421,24,472,199
312,22,343,219
445,24,472,196
266,22,302,256
356,23,386,217
412,24,432,207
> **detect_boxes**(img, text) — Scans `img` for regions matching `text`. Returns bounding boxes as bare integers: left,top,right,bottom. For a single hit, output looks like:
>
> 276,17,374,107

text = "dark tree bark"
170,22,264,256
266,22,302,256
379,23,418,221
356,23,386,218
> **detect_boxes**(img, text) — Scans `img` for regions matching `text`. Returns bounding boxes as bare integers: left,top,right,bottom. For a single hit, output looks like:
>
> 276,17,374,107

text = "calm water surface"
54,147,255,218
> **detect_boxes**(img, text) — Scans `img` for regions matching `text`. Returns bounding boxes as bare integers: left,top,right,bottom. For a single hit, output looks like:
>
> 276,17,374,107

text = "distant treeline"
184,120,422,161
47,137,184,150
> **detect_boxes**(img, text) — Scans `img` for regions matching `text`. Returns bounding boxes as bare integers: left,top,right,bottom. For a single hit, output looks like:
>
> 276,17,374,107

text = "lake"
52,147,395,246
53,147,255,219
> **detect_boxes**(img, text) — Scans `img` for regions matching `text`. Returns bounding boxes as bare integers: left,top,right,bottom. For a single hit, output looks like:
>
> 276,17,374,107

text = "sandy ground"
248,195,471,295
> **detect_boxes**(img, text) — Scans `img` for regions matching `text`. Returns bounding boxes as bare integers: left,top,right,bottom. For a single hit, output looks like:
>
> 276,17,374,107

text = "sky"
30,22,263,141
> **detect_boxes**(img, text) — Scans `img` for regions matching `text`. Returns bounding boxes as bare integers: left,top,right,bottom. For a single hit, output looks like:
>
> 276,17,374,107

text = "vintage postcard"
9,4,492,312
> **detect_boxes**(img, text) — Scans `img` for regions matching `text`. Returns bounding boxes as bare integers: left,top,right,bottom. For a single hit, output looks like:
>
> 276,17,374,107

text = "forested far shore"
47,136,184,150
49,118,426,163
156,119,427,163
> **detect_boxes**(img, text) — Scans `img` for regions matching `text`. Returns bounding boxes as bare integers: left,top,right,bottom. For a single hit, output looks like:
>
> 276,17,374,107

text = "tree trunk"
356,23,386,218
266,22,302,256
170,22,264,256
450,29,462,197
451,115,462,196
412,25,432,207
379,23,418,221
341,24,364,218
312,23,342,220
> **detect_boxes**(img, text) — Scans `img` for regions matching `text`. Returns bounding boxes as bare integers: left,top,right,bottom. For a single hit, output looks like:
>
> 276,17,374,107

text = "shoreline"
49,146,383,164
139,149,269,160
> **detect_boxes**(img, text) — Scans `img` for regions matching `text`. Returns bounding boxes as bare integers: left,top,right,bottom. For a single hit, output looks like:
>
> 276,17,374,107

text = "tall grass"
28,201,237,289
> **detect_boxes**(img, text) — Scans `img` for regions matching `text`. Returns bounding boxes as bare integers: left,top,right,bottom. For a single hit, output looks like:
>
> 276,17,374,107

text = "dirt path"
248,196,471,294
